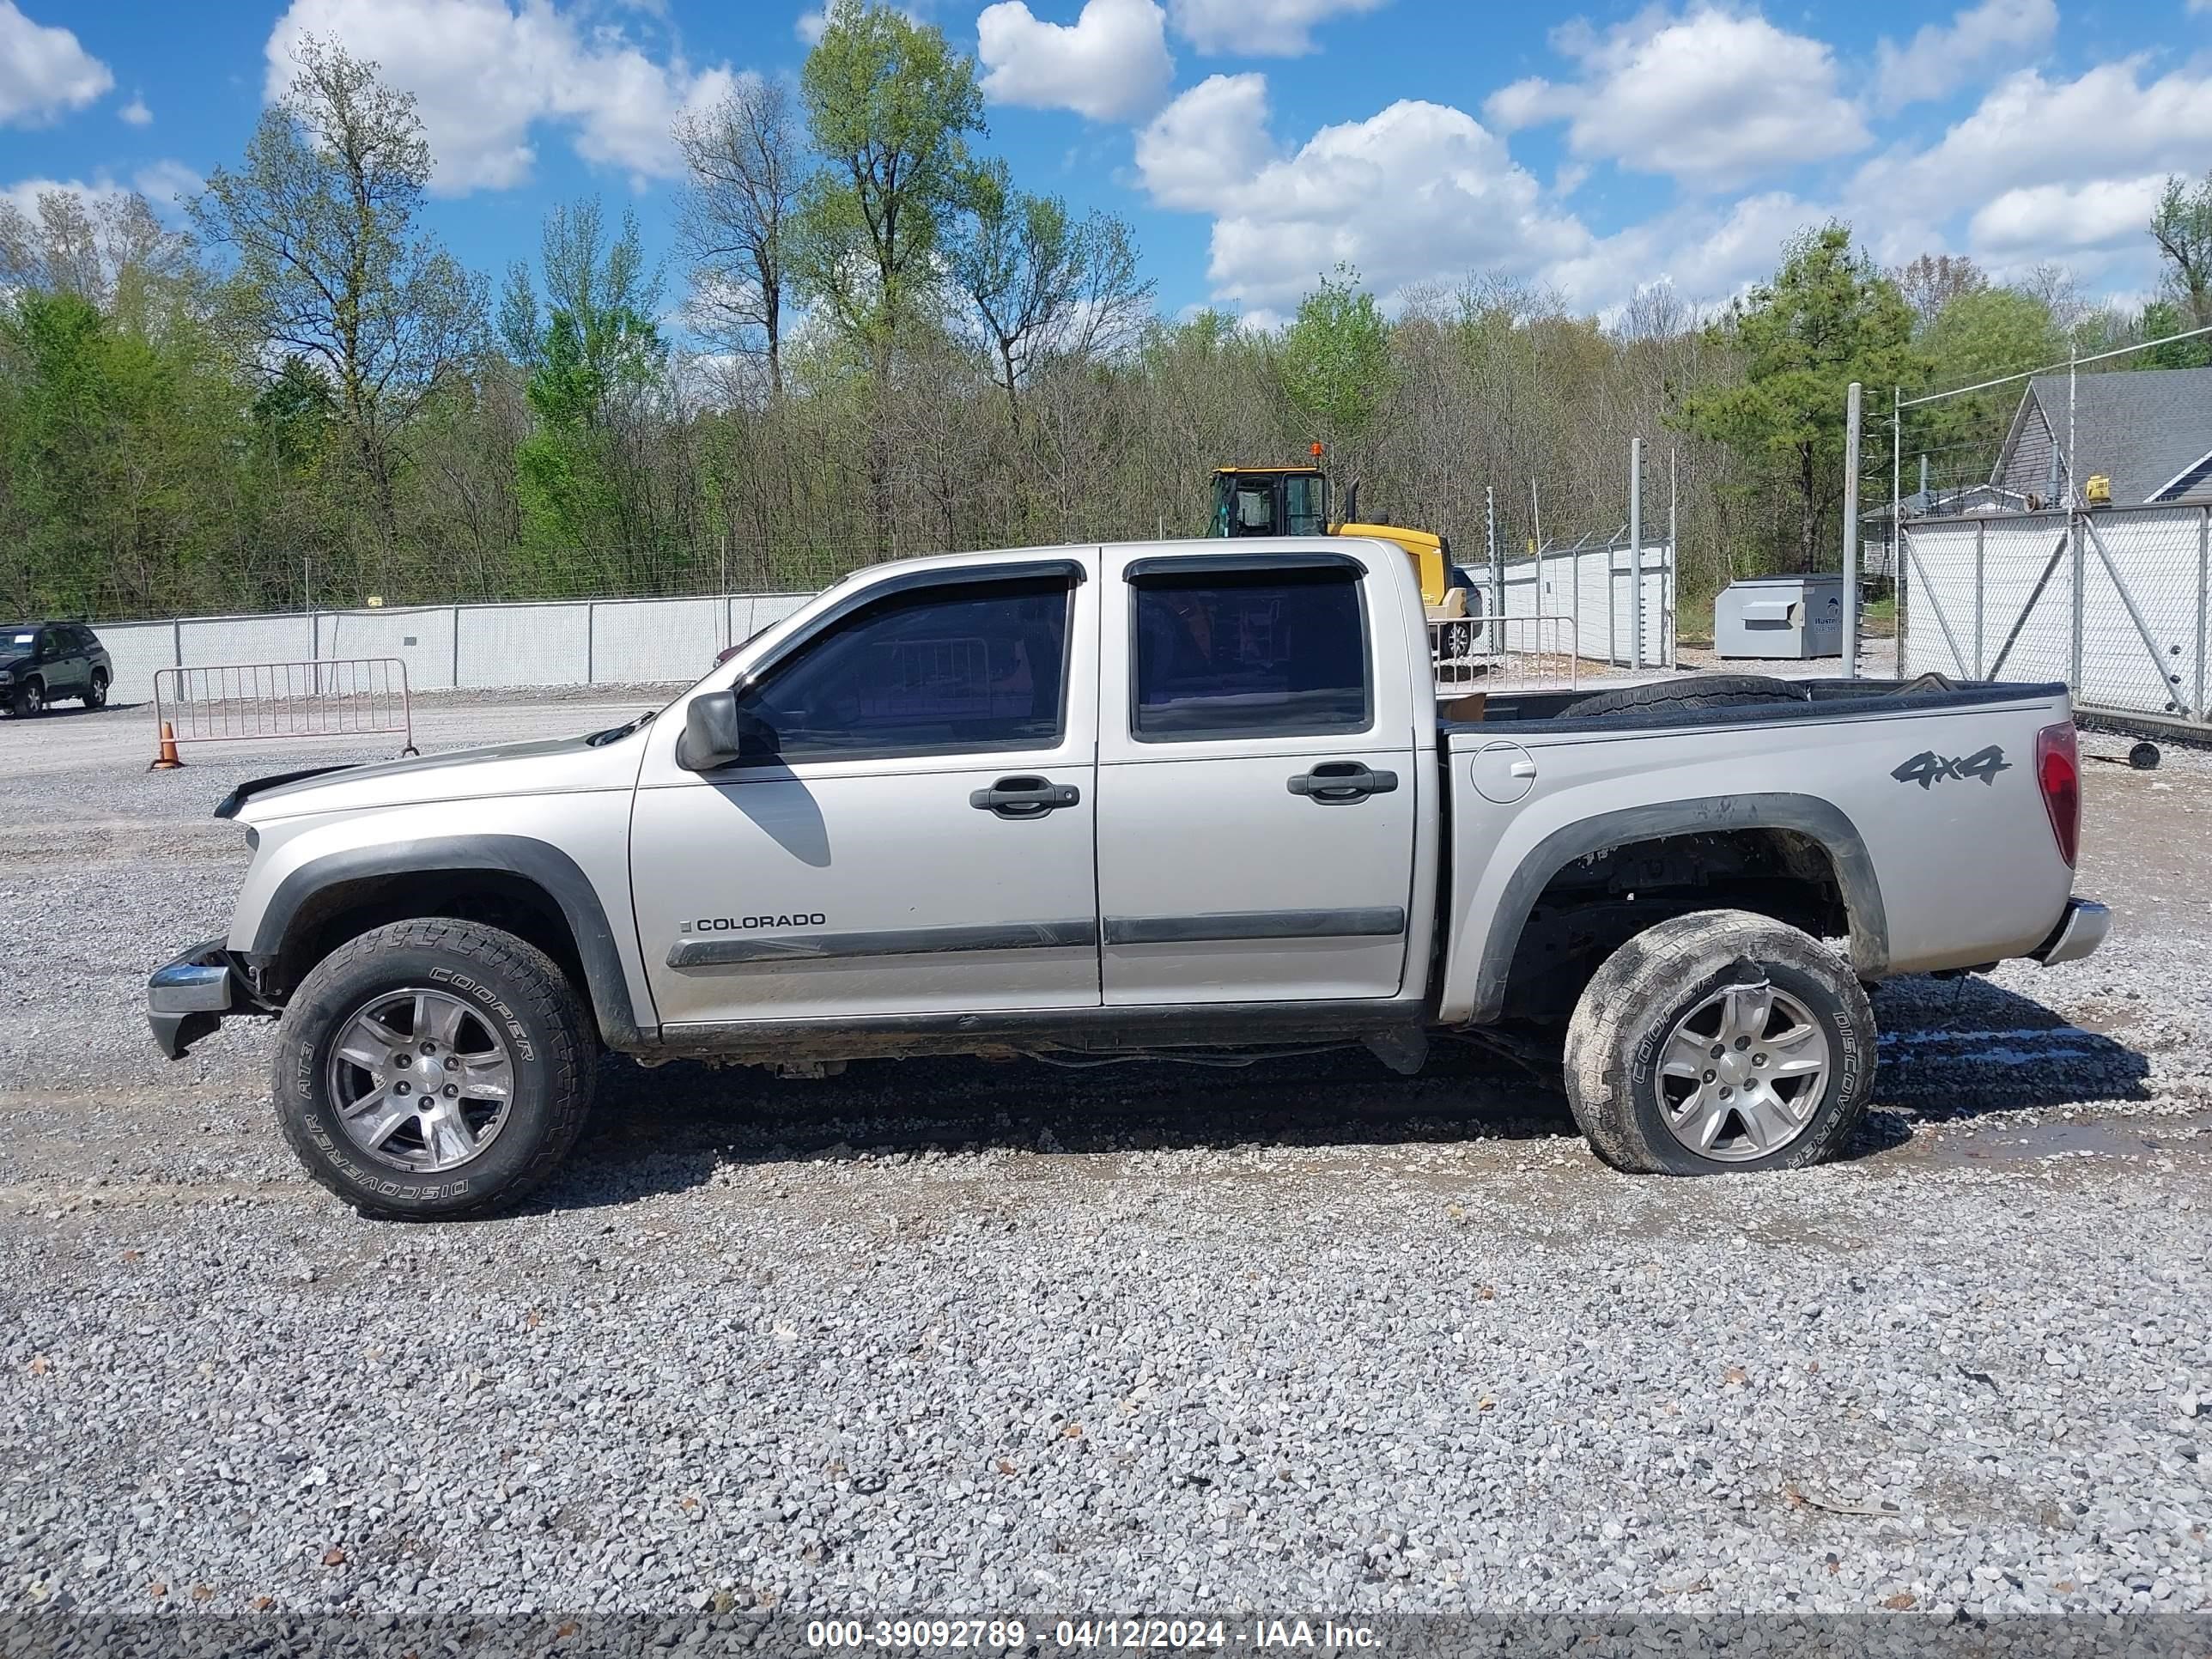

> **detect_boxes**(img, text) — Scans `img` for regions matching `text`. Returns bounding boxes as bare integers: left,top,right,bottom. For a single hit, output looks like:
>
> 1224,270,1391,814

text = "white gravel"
0,695,2207,1643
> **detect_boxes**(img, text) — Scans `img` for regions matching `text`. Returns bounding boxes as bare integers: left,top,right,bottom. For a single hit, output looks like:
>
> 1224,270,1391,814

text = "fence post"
2197,507,2209,723
2069,510,2086,696
1842,381,1861,679
452,605,462,690
1628,438,1644,671
586,601,596,685
171,617,181,668
1485,487,1502,655
1972,520,1985,678
1667,447,1679,670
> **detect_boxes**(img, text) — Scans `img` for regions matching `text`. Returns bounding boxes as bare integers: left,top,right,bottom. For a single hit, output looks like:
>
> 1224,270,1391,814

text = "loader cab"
1210,467,1332,538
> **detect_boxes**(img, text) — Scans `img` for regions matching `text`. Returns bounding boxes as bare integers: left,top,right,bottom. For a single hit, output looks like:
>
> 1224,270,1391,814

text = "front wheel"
10,680,43,718
272,918,596,1218
1562,909,1875,1174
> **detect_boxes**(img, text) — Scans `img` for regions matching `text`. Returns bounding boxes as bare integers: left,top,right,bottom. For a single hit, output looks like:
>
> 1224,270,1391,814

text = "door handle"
1287,762,1399,803
970,775,1081,818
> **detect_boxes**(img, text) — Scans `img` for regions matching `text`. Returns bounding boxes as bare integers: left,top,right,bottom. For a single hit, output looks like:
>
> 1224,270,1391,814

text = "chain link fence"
1880,325,2212,727
1899,504,2209,724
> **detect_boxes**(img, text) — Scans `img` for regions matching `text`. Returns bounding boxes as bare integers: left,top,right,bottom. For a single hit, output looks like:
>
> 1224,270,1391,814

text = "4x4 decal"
1893,745,2009,789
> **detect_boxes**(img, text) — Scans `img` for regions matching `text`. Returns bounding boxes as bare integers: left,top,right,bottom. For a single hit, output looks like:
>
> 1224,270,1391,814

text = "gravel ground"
0,691,2208,1638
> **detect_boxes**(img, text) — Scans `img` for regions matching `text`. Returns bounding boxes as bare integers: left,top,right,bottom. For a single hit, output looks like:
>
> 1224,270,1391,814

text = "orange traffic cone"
149,720,183,770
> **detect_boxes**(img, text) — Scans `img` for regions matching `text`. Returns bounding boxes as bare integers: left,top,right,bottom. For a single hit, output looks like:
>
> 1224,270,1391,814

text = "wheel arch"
248,836,647,1048
1465,793,1888,1024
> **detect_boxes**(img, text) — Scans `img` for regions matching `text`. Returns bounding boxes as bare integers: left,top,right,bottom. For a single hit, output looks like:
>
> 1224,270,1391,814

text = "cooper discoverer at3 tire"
1562,908,1875,1174
271,917,596,1219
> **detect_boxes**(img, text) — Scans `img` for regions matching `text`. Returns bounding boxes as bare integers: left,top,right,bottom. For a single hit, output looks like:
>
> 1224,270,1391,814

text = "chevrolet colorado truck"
148,538,2109,1218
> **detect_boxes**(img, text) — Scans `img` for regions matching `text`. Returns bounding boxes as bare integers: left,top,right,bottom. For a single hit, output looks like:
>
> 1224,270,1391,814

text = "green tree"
2136,298,2212,369
1678,224,1916,569
2149,170,2212,331
793,0,984,355
191,35,483,542
501,201,673,590
0,289,244,617
1279,264,1393,453
1915,285,2064,484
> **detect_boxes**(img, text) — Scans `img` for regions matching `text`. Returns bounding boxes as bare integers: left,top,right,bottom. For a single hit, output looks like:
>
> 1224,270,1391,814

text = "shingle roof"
2014,366,2212,503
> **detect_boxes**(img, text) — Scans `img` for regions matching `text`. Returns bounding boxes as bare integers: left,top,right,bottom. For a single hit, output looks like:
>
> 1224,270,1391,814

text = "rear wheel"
1562,908,1875,1174
272,917,596,1219
82,670,106,709
10,679,43,718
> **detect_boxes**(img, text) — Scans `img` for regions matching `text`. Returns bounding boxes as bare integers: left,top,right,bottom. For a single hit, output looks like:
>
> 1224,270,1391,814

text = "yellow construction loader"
1206,461,1480,644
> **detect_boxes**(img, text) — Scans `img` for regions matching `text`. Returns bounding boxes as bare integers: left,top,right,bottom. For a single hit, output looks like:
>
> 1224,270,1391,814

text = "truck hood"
228,723,651,822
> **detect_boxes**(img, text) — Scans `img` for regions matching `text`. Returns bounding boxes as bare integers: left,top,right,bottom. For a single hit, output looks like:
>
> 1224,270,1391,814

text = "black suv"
0,623,113,716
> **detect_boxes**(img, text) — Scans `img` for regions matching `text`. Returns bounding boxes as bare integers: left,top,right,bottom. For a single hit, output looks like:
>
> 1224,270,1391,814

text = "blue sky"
3,0,2209,335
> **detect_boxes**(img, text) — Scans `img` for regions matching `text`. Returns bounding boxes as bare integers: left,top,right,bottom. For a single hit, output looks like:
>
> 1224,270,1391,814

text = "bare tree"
1891,253,1987,333
0,187,198,311
191,35,483,541
946,157,1154,424
673,77,803,398
2150,170,2212,328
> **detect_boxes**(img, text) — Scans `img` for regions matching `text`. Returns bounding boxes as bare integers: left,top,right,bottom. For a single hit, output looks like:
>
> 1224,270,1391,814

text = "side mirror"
678,689,779,771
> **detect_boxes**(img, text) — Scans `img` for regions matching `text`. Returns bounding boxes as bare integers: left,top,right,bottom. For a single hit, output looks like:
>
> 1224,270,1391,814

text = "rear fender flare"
1466,792,1888,1024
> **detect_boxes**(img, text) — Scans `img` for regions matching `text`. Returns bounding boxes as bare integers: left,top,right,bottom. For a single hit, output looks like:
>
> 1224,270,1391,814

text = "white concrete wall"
92,592,815,704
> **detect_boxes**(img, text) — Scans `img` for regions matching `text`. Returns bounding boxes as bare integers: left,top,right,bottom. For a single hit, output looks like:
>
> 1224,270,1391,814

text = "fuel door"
1470,739,1536,805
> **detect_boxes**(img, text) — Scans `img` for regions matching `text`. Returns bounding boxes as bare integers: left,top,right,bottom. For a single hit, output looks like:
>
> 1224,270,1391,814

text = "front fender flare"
248,835,649,1048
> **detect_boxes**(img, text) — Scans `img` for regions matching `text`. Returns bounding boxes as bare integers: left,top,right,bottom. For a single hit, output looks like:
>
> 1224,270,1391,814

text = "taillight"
2036,720,2080,867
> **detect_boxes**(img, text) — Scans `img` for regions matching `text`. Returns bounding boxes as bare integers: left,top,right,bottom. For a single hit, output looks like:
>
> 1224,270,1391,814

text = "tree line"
2,0,2207,623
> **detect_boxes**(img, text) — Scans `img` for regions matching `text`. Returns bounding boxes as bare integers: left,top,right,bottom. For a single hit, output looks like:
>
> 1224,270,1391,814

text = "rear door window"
1131,566,1370,740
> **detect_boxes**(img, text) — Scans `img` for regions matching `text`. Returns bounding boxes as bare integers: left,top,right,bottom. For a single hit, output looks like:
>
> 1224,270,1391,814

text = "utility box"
1714,574,1846,659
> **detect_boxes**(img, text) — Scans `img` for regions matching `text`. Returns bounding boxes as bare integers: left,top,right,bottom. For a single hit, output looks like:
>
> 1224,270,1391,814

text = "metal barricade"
1431,616,1580,693
151,659,416,759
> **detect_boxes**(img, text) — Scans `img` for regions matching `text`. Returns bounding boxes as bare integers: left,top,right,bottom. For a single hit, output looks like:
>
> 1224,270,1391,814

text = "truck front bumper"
2031,898,2112,967
148,938,254,1059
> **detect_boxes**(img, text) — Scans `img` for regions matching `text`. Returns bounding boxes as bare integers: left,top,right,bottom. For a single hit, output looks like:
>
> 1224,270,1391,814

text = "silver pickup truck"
149,538,2108,1218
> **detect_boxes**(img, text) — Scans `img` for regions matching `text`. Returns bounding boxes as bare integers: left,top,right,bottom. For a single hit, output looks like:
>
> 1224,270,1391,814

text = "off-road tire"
10,679,43,718
1562,908,1875,1175
1560,673,1804,720
82,670,106,709
273,917,595,1219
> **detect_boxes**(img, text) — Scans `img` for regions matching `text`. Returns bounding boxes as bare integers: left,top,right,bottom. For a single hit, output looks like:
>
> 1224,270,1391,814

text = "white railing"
1431,616,1580,693
152,658,416,757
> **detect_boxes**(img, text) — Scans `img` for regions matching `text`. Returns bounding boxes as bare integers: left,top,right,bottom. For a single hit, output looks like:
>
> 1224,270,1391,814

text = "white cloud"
1485,6,1869,190
978,0,1173,122
0,0,114,127
1871,0,2057,111
1140,78,1588,311
1538,191,1829,318
795,8,826,44
1967,173,2173,256
119,94,151,126
1133,74,1276,211
131,160,204,216
1165,0,1387,56
265,0,739,194
1848,59,2212,236
3,164,200,222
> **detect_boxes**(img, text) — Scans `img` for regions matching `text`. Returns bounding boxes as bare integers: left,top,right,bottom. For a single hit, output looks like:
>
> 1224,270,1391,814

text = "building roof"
2001,366,2212,504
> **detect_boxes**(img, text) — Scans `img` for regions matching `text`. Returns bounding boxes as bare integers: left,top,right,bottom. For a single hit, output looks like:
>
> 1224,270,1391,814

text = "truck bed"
1431,676,2081,1024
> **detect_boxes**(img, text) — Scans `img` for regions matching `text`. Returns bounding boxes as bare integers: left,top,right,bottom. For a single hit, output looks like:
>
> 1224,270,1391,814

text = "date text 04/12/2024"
804,1619,1382,1650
